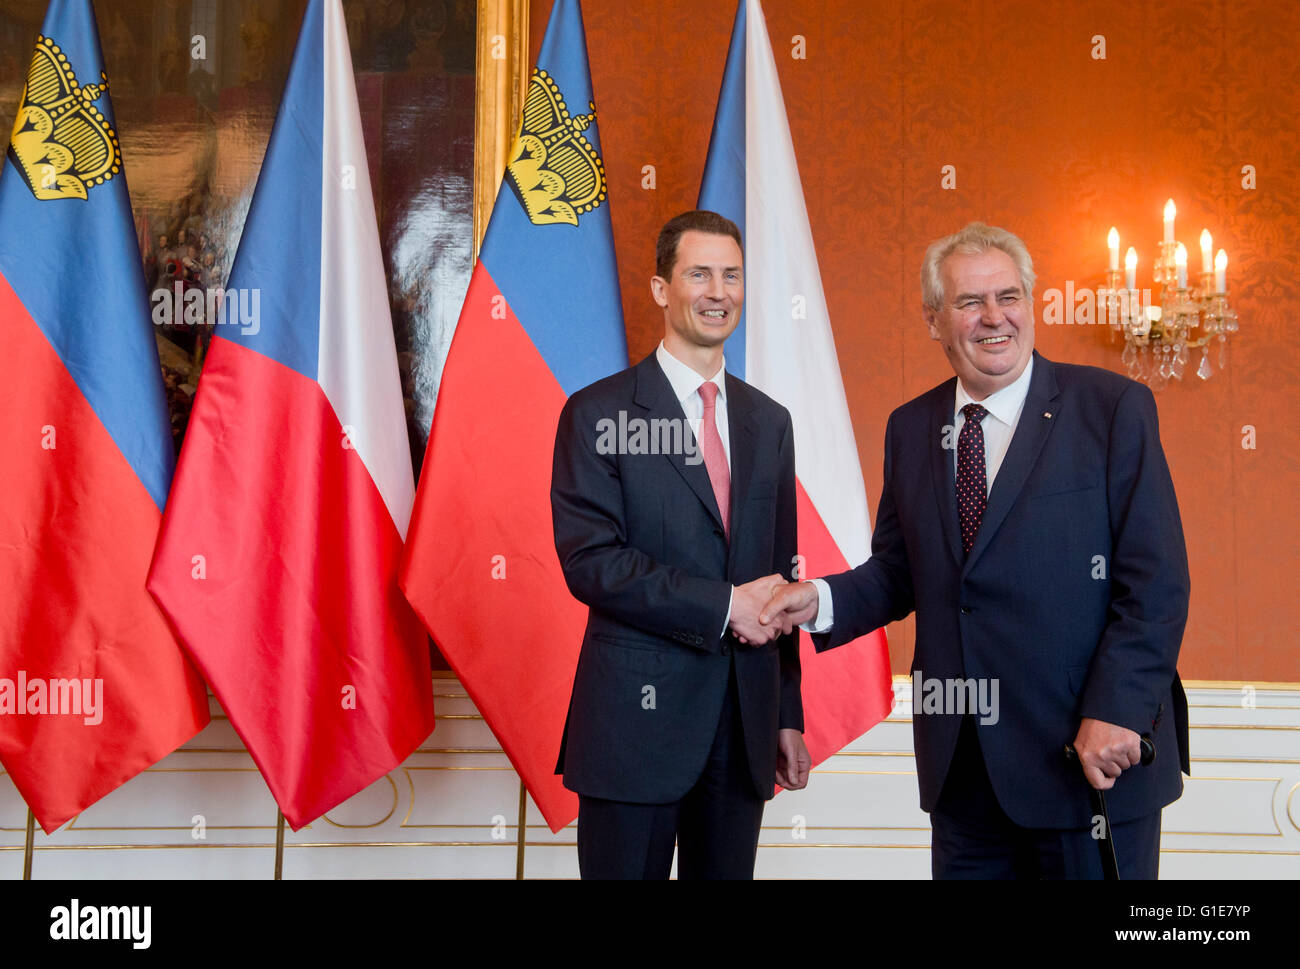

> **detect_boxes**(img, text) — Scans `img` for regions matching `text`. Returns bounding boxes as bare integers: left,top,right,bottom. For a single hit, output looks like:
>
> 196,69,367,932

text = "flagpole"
514,782,527,879
273,809,285,880
22,808,35,880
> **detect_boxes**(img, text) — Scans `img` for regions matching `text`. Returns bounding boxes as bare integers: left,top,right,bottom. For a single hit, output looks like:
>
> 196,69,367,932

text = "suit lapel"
963,352,1062,574
724,374,758,570
929,379,964,570
633,355,726,533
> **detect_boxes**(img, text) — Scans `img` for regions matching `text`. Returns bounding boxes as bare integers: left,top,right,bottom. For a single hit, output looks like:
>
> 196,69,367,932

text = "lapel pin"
1043,411,1052,418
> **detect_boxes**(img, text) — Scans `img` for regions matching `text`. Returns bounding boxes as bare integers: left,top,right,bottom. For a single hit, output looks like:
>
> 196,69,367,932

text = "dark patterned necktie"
956,403,989,556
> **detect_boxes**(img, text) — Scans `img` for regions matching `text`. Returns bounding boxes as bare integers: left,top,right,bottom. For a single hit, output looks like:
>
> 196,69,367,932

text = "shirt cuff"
722,585,734,640
801,578,834,633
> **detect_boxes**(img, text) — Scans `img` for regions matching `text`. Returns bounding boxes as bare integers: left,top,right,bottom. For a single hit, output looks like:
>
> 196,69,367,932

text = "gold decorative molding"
4,841,530,851
891,674,1300,691
755,843,931,850
1166,776,1283,836
321,775,399,829
473,0,530,259
1193,756,1300,764
7,672,1297,872
1161,848,1300,856
1192,702,1298,710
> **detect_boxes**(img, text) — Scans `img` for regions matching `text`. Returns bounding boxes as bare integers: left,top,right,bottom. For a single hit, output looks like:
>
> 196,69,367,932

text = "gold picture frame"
473,0,530,259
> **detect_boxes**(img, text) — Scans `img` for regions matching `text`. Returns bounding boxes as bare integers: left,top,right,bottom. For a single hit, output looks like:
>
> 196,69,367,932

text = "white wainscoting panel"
2,677,1296,879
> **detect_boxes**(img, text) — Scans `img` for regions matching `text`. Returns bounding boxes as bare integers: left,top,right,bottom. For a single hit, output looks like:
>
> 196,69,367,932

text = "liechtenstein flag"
147,0,434,830
699,0,893,765
402,0,626,833
0,0,209,833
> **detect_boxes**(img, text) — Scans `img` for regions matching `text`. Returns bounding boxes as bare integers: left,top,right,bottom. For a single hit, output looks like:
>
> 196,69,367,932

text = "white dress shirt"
655,342,735,636
952,355,1034,492
655,341,730,465
805,357,1035,633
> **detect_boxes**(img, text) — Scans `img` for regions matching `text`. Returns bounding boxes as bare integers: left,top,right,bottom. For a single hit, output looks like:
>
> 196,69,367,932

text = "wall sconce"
1098,200,1238,390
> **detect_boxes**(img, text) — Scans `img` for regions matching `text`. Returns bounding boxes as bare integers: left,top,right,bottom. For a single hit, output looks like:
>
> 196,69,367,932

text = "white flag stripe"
743,0,871,565
317,0,415,538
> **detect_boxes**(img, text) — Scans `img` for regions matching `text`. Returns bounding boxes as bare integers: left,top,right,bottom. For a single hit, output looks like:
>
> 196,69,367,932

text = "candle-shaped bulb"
1214,248,1227,292
1164,199,1176,243
1200,228,1213,273
1125,247,1137,291
1174,242,1188,288
1108,226,1120,271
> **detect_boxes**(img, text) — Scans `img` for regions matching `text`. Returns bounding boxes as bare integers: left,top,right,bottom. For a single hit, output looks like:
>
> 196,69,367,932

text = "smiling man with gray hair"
762,221,1190,878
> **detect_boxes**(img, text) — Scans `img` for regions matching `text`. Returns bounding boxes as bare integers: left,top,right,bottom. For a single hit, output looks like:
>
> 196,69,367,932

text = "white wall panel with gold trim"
2,679,1296,879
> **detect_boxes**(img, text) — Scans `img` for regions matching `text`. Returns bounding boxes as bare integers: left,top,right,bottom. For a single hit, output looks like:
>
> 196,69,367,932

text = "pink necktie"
697,381,730,539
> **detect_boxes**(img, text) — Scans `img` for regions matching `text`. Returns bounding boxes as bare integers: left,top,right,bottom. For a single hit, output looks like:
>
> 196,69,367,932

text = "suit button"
694,636,703,645
960,605,972,615
720,642,732,656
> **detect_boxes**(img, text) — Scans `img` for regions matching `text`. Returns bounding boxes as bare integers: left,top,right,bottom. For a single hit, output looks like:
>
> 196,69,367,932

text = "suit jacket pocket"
587,632,670,671
591,632,671,649
1027,472,1101,501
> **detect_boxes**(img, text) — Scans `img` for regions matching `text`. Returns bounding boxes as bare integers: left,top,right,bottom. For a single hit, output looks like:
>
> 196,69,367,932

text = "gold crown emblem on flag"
505,69,607,227
8,36,122,202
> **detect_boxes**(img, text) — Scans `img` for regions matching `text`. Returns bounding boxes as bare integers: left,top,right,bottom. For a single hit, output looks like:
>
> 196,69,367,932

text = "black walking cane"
1063,735,1155,880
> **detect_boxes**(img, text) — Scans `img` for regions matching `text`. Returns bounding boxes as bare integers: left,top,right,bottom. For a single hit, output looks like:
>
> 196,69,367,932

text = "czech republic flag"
148,0,434,830
699,0,894,765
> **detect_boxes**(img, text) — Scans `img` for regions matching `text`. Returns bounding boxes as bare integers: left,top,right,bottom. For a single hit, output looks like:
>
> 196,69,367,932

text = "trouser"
576,664,765,879
930,715,1162,879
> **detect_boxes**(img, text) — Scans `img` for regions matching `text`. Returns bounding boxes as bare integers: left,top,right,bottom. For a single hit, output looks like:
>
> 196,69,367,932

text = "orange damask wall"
531,0,1300,682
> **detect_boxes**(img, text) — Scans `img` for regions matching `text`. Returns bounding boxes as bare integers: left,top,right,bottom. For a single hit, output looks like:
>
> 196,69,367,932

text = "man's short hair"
921,222,1036,310
656,210,743,279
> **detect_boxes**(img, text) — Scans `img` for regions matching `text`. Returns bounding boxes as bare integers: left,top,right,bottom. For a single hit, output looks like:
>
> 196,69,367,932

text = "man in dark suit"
551,210,810,879
761,222,1190,878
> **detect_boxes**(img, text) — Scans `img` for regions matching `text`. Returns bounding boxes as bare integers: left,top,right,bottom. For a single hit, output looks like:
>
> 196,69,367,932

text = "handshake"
728,575,821,645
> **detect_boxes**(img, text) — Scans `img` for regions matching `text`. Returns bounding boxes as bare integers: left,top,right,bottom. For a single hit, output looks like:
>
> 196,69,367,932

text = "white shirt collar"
656,341,726,405
955,354,1034,426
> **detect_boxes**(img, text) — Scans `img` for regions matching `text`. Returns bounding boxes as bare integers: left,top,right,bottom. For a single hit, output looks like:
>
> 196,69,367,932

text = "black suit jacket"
551,351,803,803
815,352,1190,828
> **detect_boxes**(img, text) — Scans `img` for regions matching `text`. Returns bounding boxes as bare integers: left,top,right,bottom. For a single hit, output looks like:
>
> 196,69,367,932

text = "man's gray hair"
921,222,1036,311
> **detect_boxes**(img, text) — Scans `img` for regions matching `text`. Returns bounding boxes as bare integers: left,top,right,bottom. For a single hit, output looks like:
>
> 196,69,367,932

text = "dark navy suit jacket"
814,352,1190,828
551,352,803,803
